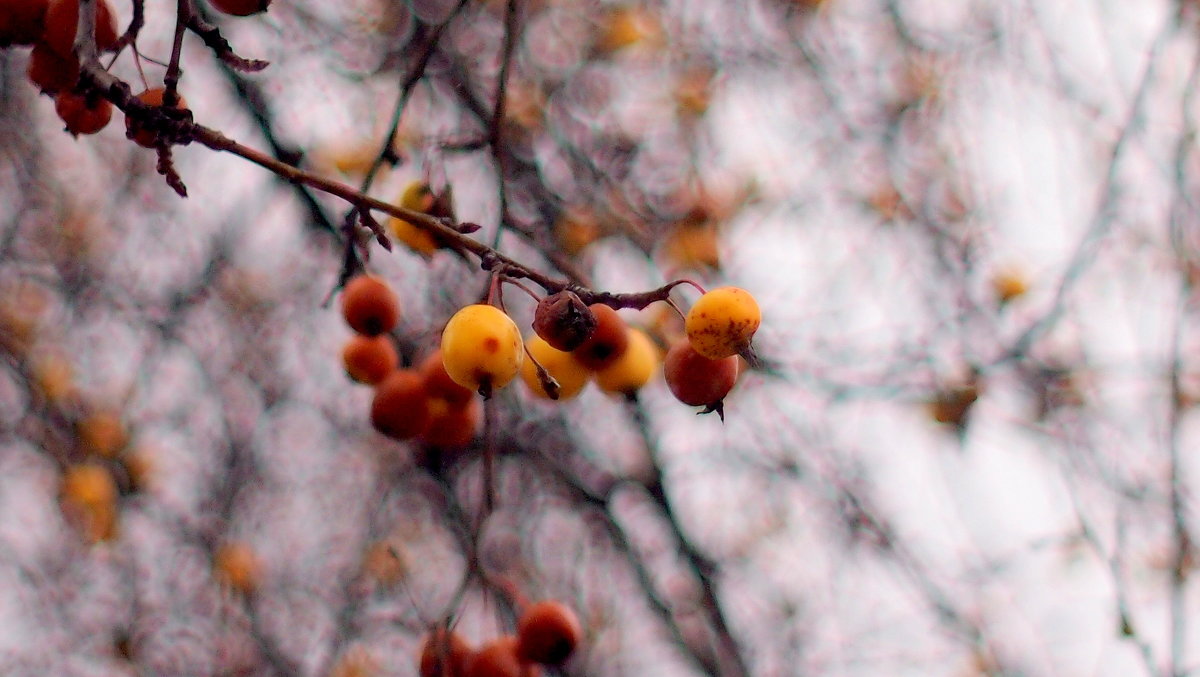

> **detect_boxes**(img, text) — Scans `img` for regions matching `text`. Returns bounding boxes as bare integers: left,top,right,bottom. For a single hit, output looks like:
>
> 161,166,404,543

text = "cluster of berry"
419,601,580,677
342,271,761,424
2,0,257,137
340,275,482,447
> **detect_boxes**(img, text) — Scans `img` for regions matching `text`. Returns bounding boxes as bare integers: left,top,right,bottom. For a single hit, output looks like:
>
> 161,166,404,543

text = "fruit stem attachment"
486,272,502,309
666,298,687,322
503,277,544,304
523,344,561,400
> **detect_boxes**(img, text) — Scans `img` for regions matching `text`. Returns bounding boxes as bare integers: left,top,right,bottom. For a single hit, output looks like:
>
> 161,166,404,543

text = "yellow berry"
685,287,761,359
441,304,524,396
991,268,1028,304
61,463,116,508
595,327,658,395
520,335,591,400
387,181,439,257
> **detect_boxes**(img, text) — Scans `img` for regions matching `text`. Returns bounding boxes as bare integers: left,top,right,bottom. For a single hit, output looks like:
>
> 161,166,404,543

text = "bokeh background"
1,0,1199,675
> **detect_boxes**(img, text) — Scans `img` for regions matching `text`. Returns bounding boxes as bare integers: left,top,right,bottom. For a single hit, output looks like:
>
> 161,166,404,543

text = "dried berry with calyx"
532,291,596,352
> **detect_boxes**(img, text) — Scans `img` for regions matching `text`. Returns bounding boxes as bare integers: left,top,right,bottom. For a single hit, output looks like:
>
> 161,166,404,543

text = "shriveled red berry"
467,637,540,677
209,0,271,17
340,275,400,336
517,601,581,665
532,291,596,352
54,91,111,135
342,334,398,385
573,304,628,370
419,628,473,677
42,0,118,57
663,340,738,406
370,370,430,440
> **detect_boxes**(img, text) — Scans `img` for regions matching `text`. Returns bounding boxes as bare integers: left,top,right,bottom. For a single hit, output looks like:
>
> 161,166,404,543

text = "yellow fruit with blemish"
387,181,439,257
520,335,590,401
440,305,523,397
685,287,761,359
595,327,659,395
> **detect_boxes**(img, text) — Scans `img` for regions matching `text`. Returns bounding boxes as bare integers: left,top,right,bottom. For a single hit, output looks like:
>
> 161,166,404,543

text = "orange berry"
370,370,430,440
419,350,475,408
54,90,112,135
573,304,628,370
340,275,400,336
466,637,540,677
420,396,480,448
330,647,378,677
77,411,127,457
517,601,581,665
27,42,77,93
419,628,474,677
214,542,261,595
61,462,116,507
125,87,190,148
362,540,406,586
60,463,118,543
208,0,271,17
42,0,118,57
0,0,49,46
663,340,738,406
342,334,399,385
119,447,154,494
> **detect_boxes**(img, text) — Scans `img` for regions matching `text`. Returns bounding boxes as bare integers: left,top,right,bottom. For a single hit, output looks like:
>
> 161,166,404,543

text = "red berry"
342,334,398,385
0,0,50,46
467,637,540,677
209,0,271,17
27,42,77,93
54,91,111,135
42,0,118,57
573,304,628,370
663,340,738,406
340,275,400,336
517,601,581,665
370,370,430,440
419,350,474,408
125,87,190,148
420,397,480,448
419,628,473,677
